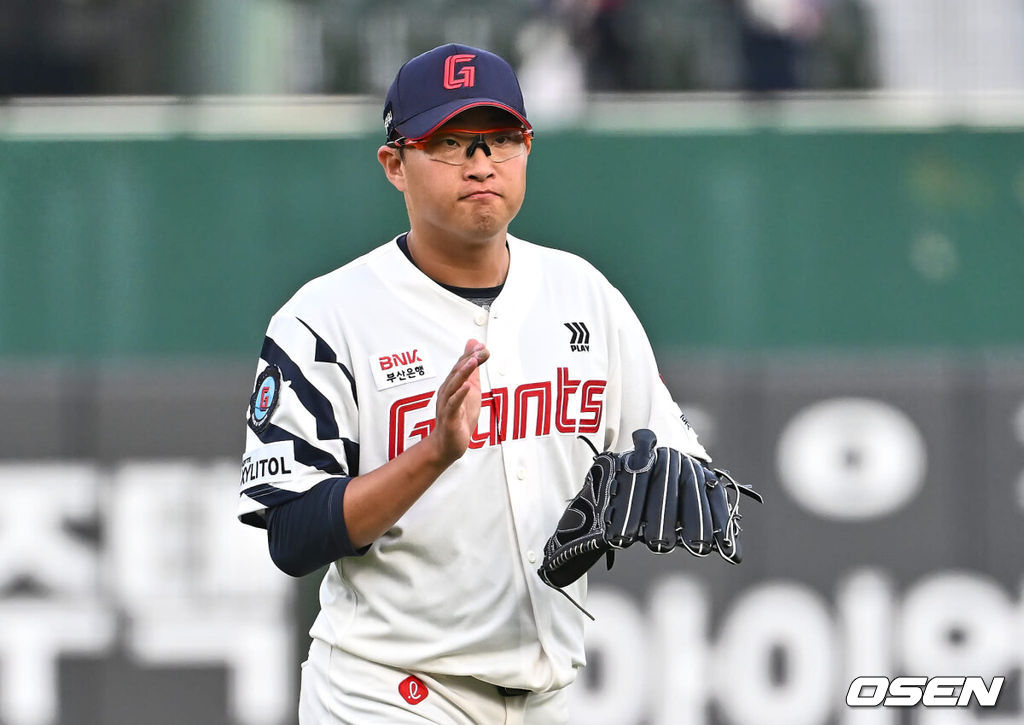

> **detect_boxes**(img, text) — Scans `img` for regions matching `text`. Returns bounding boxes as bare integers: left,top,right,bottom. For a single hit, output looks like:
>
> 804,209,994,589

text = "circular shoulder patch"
248,365,283,433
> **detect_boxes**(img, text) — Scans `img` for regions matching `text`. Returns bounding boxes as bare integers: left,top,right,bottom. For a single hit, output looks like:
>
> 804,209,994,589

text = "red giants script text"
388,367,606,459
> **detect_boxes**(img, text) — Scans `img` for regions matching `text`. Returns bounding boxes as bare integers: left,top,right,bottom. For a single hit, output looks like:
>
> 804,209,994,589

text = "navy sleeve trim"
296,317,359,407
243,483,306,507
342,437,361,477
261,335,340,441
257,422,352,475
265,477,369,577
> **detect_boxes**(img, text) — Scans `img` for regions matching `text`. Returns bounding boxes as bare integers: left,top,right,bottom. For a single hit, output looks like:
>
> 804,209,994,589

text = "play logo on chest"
370,347,436,390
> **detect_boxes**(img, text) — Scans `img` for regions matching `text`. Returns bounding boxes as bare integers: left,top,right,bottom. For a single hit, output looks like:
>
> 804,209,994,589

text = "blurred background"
2,1,1024,724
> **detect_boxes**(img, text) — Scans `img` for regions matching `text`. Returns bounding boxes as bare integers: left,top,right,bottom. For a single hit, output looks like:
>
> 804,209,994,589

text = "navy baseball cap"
383,43,531,143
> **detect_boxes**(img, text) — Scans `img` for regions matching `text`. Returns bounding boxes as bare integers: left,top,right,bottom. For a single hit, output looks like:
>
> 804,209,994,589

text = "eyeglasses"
388,127,532,166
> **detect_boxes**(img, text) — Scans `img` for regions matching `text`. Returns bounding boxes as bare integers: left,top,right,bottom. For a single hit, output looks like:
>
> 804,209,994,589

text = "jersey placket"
485,293,567,661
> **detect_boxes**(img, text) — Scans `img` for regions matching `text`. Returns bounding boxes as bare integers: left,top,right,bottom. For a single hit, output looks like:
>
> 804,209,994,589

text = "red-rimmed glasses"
388,127,533,165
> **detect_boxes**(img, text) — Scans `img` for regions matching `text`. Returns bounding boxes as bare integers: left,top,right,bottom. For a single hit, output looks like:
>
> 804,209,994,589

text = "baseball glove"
537,429,762,609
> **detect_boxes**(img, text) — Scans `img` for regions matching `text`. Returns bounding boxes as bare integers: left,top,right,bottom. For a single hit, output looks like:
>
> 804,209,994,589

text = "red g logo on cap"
443,54,476,89
398,675,429,705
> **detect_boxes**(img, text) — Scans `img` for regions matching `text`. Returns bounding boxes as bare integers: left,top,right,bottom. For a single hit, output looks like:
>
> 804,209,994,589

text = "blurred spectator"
516,14,586,124
733,0,824,91
807,0,875,89
580,0,638,91
718,0,875,92
0,0,101,95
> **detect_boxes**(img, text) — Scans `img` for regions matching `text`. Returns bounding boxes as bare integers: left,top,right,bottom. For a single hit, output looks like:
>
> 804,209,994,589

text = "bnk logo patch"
370,347,436,390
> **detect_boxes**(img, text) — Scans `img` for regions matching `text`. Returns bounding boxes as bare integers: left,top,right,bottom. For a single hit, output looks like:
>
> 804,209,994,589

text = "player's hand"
429,339,489,466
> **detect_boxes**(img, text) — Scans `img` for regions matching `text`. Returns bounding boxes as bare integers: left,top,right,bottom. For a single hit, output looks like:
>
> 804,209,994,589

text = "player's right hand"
429,339,489,466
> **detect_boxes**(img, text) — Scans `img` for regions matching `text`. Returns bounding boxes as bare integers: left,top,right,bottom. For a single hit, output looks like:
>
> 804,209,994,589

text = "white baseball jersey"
238,233,707,692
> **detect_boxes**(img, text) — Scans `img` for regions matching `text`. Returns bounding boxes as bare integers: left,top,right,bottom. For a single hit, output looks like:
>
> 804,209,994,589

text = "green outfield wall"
4,124,1024,725
3,129,1023,358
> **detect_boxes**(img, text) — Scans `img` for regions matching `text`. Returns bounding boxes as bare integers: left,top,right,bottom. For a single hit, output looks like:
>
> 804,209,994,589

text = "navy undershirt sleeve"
265,477,369,577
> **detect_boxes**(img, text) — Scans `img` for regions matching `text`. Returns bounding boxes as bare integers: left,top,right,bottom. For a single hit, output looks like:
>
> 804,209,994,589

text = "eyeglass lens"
422,130,527,165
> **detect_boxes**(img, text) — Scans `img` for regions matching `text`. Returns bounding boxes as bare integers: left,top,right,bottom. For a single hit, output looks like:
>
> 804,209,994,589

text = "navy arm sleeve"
265,477,369,577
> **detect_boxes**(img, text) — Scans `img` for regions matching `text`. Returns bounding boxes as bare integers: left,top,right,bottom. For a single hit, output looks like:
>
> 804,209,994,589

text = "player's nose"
463,147,496,180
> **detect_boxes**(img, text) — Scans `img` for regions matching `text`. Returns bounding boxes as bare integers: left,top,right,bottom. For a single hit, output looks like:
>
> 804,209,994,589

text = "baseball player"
238,43,747,724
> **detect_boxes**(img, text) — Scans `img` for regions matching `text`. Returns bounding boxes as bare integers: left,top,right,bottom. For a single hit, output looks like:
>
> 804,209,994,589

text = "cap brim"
396,99,531,142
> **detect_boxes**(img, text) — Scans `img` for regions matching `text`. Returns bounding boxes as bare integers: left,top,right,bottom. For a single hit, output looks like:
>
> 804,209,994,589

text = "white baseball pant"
299,638,570,724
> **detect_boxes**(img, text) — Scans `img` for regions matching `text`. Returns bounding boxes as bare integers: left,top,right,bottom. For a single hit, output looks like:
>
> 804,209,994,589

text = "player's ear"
377,145,408,192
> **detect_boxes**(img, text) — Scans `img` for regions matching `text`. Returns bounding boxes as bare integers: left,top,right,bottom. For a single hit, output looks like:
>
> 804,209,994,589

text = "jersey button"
527,551,537,564
474,312,487,326
516,468,526,480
